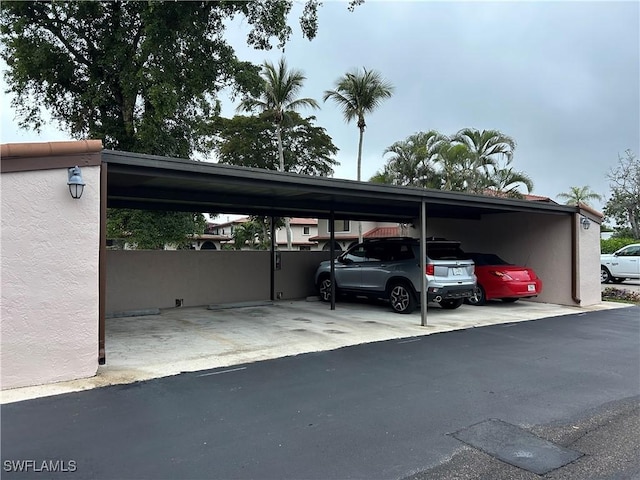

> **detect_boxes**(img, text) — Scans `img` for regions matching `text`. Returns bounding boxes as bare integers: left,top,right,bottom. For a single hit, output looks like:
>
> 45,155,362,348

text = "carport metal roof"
103,150,582,221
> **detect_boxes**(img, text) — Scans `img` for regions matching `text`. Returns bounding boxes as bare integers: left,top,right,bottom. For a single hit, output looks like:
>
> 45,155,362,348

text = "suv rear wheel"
466,285,486,306
439,298,464,309
318,275,333,302
389,282,416,314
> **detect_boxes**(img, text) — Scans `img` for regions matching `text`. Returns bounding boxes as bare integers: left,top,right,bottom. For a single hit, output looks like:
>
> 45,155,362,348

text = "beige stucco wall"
274,223,318,246
274,251,330,298
1,166,100,389
106,250,330,313
576,214,602,306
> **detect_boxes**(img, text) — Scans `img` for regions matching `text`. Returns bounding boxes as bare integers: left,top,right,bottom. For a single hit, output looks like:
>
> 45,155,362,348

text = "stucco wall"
577,214,603,306
411,212,577,305
275,251,331,298
1,166,100,389
106,250,330,313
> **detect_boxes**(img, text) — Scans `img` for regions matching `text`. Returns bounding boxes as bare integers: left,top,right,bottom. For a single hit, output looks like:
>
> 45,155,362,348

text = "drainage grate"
451,419,583,475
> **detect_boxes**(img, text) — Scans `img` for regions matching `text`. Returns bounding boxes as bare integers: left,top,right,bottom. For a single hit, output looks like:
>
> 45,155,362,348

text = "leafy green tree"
237,57,319,249
237,58,319,171
379,131,445,188
374,128,525,196
107,209,205,250
230,217,284,250
486,167,534,198
556,186,603,207
215,113,338,176
369,165,396,185
1,1,357,249
323,67,393,240
231,220,264,250
604,149,640,239
451,128,517,173
324,67,394,183
434,143,471,191
1,1,360,154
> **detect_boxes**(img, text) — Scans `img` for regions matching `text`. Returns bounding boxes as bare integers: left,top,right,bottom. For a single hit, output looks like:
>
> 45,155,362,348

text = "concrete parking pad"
1,299,627,404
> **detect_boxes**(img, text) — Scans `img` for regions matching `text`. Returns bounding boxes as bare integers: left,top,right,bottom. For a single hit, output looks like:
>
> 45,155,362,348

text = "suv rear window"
427,243,467,260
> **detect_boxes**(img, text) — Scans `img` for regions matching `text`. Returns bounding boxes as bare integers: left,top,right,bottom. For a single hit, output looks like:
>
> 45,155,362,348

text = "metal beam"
330,211,336,311
420,200,428,327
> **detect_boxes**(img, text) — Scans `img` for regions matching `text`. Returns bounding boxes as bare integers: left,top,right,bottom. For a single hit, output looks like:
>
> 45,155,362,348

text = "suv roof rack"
362,237,417,242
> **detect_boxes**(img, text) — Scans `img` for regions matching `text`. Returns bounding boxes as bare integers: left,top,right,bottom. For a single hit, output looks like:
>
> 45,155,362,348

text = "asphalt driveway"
2,299,624,404
2,306,638,479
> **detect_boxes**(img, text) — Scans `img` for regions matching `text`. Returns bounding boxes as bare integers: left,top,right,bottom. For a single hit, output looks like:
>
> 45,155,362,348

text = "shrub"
600,237,639,254
602,287,640,304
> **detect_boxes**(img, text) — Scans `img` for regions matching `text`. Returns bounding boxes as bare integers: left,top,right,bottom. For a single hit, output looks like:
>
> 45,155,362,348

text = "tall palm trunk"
276,123,293,250
357,124,365,243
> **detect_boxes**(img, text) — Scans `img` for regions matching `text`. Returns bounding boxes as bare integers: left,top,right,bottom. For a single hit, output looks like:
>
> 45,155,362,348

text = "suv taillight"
425,264,434,276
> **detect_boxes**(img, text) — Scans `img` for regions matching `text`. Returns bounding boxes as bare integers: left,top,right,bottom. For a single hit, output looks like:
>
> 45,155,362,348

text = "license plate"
527,284,536,292
452,267,463,276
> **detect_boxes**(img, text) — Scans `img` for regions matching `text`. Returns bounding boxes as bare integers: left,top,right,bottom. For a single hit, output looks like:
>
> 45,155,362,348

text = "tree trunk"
276,123,293,249
357,125,365,243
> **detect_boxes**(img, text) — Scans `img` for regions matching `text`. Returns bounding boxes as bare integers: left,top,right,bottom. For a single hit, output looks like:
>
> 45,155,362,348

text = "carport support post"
330,211,336,311
270,216,276,301
420,200,428,326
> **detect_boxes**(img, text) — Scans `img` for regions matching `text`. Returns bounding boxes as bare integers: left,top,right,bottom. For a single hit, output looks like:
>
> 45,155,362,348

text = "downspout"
571,212,580,304
99,161,107,364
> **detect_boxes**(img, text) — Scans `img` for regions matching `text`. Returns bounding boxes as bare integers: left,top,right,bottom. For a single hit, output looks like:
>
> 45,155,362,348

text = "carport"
101,149,602,364
0,141,603,390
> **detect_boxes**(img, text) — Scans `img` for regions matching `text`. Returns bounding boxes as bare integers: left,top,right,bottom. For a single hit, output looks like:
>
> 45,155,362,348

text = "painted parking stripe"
197,367,247,377
397,338,421,344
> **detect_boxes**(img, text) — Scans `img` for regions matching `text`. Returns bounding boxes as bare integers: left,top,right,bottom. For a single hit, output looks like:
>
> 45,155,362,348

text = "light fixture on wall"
580,216,591,230
67,166,85,199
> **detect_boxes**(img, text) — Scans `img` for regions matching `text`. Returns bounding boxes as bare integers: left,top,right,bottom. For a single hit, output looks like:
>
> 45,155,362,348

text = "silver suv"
315,237,476,314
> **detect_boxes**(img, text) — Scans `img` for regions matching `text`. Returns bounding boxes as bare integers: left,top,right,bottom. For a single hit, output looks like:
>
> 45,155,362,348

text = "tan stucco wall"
106,250,330,313
1,166,100,389
274,251,331,298
576,214,602,306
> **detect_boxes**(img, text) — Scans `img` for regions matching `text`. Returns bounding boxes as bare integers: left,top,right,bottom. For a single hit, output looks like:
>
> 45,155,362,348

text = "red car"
464,252,543,306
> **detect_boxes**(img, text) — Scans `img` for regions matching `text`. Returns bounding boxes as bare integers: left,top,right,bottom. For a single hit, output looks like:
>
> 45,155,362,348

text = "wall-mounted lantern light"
580,217,591,230
67,166,85,199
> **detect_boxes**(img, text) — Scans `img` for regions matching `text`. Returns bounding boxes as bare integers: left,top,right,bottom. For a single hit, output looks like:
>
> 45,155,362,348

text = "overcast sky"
1,1,638,214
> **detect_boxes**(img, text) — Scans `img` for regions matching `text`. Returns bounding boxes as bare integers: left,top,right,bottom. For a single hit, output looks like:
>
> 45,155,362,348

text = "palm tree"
324,67,393,241
487,167,534,198
237,57,319,249
556,186,603,207
380,130,447,188
451,128,517,173
434,143,474,192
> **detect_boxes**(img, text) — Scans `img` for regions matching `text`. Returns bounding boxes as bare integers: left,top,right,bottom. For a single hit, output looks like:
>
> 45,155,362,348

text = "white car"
601,243,640,284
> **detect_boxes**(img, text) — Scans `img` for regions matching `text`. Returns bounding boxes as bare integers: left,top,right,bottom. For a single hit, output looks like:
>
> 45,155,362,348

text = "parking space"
2,299,625,404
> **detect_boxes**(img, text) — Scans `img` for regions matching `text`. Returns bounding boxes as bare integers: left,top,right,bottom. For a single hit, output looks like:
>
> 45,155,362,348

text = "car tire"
601,266,612,284
466,285,486,306
317,275,333,302
501,298,519,303
439,298,464,309
612,277,626,284
388,282,416,314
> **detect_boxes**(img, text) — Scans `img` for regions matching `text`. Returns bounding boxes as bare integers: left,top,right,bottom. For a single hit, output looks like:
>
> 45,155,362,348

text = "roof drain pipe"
330,210,336,311
571,212,581,305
